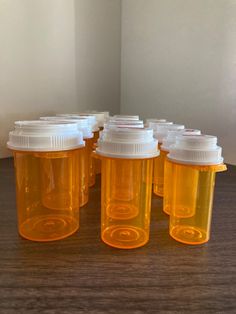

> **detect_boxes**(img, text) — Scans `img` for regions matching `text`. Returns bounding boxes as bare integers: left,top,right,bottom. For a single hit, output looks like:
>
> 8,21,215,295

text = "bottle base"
102,225,148,249
163,205,170,215
153,184,163,197
19,215,79,242
106,203,139,220
164,205,195,217
170,225,209,245
173,206,196,218
42,192,80,210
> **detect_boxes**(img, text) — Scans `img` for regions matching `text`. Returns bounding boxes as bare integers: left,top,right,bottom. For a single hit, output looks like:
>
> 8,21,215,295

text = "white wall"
121,0,236,164
1,0,235,163
74,0,121,114
0,0,77,157
0,0,121,158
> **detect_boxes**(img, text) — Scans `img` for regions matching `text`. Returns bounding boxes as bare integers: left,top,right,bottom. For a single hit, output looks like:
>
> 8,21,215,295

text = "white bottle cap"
161,129,201,151
104,119,144,129
110,115,139,121
168,134,224,165
7,120,85,152
96,128,159,159
75,112,106,128
152,123,184,143
85,110,110,122
40,116,93,139
56,114,99,132
146,119,167,127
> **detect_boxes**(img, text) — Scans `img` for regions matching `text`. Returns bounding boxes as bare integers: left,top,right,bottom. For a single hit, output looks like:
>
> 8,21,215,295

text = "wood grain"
0,158,235,313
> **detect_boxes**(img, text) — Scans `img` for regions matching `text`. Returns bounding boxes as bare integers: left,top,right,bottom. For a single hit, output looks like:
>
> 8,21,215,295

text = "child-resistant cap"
56,114,99,132
40,116,93,139
85,110,110,123
7,120,85,152
168,134,224,165
96,128,159,159
110,115,139,121
152,123,184,143
161,129,201,151
76,112,107,128
104,119,144,129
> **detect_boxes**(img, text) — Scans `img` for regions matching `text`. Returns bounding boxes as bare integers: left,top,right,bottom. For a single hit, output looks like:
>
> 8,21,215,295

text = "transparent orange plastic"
79,146,89,207
13,149,81,242
167,160,227,244
163,158,173,215
93,130,101,174
100,156,153,249
164,159,199,216
153,145,167,197
85,138,96,187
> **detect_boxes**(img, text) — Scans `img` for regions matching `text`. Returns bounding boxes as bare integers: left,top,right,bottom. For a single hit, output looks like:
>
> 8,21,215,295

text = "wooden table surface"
0,158,235,313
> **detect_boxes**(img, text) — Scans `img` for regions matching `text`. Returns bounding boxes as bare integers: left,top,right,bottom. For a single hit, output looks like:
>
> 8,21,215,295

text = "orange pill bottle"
73,113,102,175
147,121,175,195
152,123,185,197
7,120,84,242
166,135,226,245
57,113,99,187
96,127,159,249
77,112,109,175
40,115,94,205
162,128,201,215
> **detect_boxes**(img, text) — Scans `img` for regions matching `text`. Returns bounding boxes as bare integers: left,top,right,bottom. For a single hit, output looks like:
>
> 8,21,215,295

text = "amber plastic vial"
152,123,184,197
162,129,201,215
7,120,85,242
76,112,108,176
40,115,95,204
167,135,226,245
96,127,159,249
